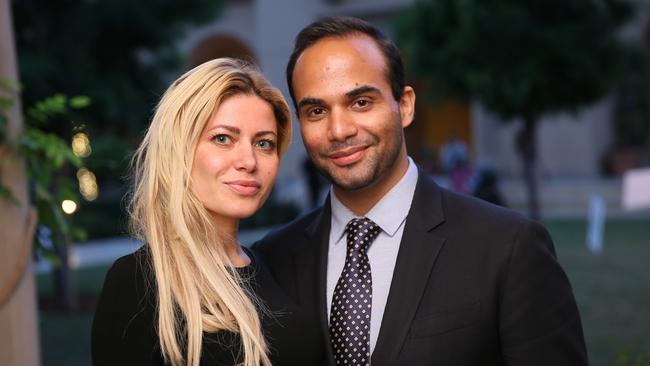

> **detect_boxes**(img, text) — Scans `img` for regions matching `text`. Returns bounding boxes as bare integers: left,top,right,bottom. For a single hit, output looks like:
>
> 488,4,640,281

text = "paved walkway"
35,226,274,273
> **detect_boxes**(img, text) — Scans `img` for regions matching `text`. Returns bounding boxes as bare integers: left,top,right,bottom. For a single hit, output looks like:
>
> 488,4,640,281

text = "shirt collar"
330,157,419,245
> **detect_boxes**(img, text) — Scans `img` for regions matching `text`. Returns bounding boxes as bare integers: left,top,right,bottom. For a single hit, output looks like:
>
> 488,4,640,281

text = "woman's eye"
256,139,276,150
213,134,231,144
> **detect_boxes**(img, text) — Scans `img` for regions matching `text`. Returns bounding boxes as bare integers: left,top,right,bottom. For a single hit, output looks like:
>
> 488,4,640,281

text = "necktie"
329,217,381,366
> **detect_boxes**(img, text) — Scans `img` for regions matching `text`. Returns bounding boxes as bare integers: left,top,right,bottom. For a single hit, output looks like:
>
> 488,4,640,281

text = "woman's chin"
205,204,263,225
232,204,267,220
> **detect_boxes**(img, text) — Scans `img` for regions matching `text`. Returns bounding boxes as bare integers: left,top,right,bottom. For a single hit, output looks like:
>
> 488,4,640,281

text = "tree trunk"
517,113,540,220
53,233,78,311
0,0,42,364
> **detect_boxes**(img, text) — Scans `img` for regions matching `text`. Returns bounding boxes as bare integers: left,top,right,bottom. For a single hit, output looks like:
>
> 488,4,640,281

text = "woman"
92,58,321,366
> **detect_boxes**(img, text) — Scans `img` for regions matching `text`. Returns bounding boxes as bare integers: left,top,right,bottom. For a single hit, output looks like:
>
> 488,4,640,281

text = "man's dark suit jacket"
254,169,588,366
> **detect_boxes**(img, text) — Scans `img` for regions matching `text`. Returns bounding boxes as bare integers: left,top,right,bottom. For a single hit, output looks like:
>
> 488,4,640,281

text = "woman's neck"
210,214,250,268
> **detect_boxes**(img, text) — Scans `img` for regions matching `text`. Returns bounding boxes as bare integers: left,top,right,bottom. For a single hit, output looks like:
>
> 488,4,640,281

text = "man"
254,16,588,366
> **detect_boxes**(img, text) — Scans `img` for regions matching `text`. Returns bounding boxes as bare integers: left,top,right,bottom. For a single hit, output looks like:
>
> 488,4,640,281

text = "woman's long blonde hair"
128,58,291,366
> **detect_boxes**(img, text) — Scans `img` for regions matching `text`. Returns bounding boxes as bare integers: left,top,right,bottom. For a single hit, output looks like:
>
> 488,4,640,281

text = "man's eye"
306,106,328,118
212,134,231,144
354,99,371,108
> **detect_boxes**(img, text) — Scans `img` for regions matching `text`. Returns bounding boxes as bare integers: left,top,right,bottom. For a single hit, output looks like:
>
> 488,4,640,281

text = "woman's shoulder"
98,245,154,305
92,246,161,365
104,246,152,286
108,245,149,271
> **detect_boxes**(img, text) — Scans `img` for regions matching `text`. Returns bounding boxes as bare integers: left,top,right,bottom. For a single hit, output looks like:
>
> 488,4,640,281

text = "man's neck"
333,155,410,216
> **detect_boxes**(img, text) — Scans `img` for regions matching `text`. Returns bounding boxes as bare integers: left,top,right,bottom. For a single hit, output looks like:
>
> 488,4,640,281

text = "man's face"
292,34,413,192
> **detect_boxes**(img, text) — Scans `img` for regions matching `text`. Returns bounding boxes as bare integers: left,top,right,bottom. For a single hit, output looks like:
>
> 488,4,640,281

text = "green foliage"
0,95,13,141
10,0,225,239
395,0,633,120
618,351,650,366
0,78,18,203
11,0,223,138
23,95,92,258
67,133,132,239
0,78,14,141
0,83,91,261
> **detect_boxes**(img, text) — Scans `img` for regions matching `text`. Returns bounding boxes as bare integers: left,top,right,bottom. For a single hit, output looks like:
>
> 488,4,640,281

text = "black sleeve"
91,250,164,366
499,220,588,366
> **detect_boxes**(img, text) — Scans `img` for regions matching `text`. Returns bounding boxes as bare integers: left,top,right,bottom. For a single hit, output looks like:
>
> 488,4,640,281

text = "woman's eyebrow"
207,125,240,134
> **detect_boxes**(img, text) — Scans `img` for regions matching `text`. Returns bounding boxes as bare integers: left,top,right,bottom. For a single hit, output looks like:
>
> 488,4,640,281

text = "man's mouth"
328,146,368,166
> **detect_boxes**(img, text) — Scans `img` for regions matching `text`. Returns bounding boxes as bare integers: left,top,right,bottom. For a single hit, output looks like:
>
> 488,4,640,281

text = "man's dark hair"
286,16,405,109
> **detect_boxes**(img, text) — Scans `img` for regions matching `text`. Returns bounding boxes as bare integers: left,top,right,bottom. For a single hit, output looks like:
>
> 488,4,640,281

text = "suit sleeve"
91,253,162,366
499,220,588,366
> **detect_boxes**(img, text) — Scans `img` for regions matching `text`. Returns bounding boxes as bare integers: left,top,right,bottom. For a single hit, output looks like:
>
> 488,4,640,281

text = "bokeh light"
71,132,92,158
61,199,77,214
77,167,99,201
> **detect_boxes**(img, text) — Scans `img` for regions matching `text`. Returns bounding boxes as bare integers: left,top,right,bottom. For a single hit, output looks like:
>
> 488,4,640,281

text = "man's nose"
327,108,358,142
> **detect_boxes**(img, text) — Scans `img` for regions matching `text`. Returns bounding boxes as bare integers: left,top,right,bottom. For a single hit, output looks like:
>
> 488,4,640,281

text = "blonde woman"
91,58,323,366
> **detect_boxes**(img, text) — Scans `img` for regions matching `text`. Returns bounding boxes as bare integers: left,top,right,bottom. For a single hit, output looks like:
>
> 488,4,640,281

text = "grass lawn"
544,219,650,366
38,264,109,366
38,219,650,366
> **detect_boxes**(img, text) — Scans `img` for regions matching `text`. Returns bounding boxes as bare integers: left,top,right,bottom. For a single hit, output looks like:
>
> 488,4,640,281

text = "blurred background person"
440,135,472,193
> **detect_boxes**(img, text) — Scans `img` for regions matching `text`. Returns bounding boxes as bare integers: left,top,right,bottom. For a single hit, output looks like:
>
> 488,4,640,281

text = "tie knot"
346,217,381,253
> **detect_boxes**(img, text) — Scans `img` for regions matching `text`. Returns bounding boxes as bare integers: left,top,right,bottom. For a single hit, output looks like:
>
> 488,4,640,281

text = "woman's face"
191,94,280,224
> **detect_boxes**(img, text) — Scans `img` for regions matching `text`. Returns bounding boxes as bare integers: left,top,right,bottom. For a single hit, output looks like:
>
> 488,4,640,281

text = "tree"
9,0,224,311
0,0,39,363
396,0,632,219
12,0,223,138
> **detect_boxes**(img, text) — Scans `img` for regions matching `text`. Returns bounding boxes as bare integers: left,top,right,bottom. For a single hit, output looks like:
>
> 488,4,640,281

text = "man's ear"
399,86,416,128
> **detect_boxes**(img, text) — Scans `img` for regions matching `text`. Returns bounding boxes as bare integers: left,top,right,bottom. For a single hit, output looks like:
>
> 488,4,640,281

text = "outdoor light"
61,199,78,214
71,132,92,158
77,167,99,201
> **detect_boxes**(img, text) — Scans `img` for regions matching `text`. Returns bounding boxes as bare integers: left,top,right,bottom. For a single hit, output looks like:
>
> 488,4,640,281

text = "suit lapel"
293,197,336,365
372,172,447,366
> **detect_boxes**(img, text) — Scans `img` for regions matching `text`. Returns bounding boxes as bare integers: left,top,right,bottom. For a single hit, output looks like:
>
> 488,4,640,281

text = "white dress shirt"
326,157,419,353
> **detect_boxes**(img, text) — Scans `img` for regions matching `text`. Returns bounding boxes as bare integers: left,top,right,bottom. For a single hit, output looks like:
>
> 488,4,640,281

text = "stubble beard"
310,127,404,192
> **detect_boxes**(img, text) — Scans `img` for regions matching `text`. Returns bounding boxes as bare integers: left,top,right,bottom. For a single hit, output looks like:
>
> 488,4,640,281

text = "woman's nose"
234,143,257,172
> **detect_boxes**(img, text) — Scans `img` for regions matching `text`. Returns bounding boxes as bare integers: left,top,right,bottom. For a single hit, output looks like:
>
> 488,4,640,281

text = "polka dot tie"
329,217,381,366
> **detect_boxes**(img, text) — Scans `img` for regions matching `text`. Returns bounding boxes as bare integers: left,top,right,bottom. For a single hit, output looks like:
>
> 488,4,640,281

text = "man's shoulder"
445,187,524,220
430,180,533,234
254,206,325,253
432,183,553,255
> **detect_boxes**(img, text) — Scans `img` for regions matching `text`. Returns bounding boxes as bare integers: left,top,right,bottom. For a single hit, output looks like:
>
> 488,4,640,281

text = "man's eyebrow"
297,86,381,110
297,97,324,111
345,85,381,99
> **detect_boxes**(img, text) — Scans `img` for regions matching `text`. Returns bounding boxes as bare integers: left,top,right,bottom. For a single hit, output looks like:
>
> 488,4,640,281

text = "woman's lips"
329,146,367,166
224,180,261,196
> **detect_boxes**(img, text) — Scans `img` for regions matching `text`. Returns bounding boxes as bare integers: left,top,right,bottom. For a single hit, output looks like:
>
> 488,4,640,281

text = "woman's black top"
91,247,323,365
